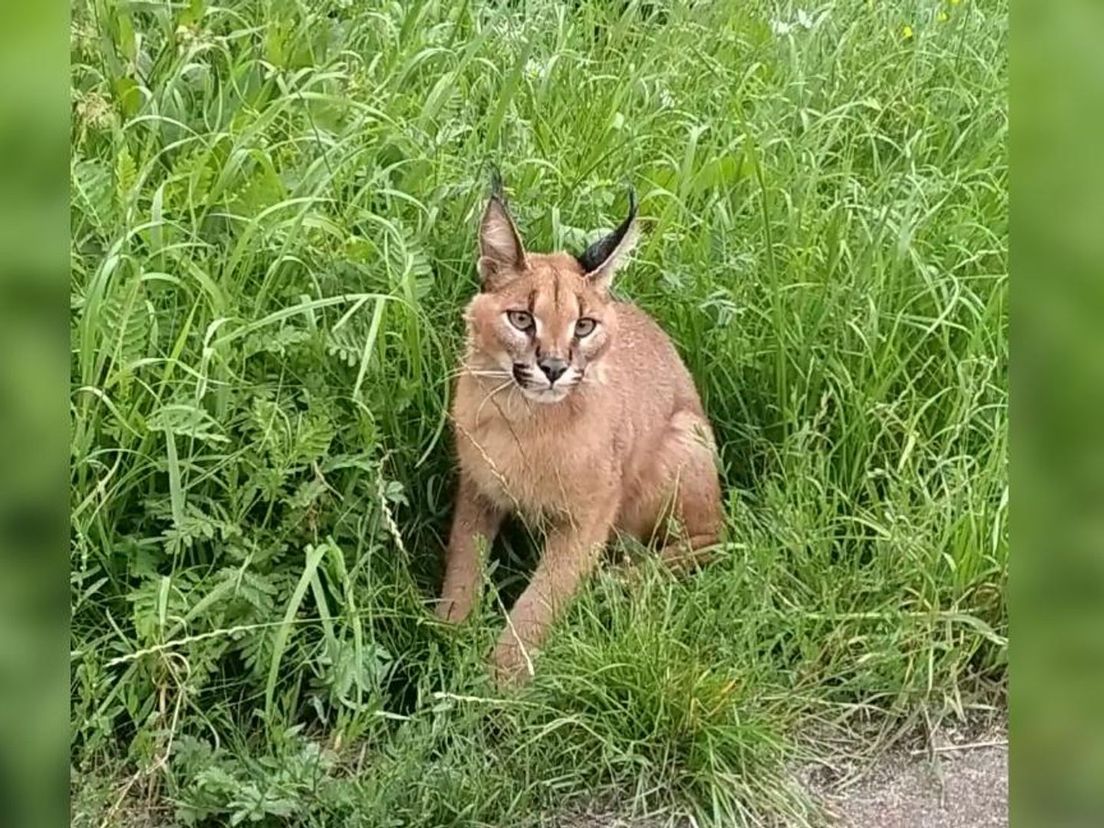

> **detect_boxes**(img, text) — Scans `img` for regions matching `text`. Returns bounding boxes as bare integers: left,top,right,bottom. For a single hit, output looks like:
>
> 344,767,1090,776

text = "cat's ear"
477,170,527,290
576,188,638,291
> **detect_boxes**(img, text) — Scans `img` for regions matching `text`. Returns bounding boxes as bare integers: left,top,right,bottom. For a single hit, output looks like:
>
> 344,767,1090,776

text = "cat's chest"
456,409,610,518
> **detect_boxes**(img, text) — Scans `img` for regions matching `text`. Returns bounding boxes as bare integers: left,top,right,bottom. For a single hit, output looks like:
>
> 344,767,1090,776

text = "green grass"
70,0,1007,825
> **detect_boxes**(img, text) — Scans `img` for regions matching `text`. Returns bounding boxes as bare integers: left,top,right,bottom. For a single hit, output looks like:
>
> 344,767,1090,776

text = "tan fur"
437,190,723,686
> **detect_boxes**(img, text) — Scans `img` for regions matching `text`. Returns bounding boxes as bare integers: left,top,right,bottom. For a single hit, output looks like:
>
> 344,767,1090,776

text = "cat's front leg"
438,475,503,623
491,496,617,686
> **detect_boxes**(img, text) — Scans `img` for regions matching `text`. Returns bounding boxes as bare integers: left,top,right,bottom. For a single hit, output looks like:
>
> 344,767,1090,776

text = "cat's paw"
490,638,534,689
434,595,473,624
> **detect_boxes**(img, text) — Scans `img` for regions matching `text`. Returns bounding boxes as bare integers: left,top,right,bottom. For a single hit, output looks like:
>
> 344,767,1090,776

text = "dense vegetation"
71,1,1007,824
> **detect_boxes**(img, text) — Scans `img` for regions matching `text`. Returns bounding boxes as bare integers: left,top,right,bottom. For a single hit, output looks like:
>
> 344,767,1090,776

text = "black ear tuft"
478,167,527,288
489,165,505,202
575,188,637,274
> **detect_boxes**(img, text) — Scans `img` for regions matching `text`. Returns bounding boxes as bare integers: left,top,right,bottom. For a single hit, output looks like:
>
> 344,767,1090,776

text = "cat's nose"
537,357,568,384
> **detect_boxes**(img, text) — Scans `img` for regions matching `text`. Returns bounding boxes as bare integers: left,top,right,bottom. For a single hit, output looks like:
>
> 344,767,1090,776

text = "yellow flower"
902,24,914,39
937,10,949,22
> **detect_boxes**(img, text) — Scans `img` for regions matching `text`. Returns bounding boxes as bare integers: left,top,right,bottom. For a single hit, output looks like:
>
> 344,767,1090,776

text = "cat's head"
463,175,638,404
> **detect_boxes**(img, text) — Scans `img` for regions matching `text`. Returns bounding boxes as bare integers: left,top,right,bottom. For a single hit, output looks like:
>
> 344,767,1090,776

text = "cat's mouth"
512,363,572,403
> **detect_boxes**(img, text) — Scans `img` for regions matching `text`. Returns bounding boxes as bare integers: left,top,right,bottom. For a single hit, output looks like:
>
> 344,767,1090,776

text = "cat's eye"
507,310,533,331
574,317,597,338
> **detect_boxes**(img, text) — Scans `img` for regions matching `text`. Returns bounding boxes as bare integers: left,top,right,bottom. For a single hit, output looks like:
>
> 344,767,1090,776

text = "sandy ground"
807,728,1008,827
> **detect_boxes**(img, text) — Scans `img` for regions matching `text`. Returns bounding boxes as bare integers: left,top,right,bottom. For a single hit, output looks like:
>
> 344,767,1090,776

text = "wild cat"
437,176,723,685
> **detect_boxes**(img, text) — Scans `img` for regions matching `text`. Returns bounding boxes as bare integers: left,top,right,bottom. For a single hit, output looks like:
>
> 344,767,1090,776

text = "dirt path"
809,741,1007,827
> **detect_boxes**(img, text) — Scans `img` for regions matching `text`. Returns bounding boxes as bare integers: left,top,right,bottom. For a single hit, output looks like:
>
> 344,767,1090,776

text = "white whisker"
475,378,516,420
451,365,513,381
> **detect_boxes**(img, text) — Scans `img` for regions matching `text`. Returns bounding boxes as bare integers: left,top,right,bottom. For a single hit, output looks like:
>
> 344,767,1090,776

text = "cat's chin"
519,385,570,404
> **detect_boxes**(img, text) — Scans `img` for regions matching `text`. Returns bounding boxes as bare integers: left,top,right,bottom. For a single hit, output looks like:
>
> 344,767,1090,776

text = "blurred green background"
1014,1,1104,826
0,2,68,828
